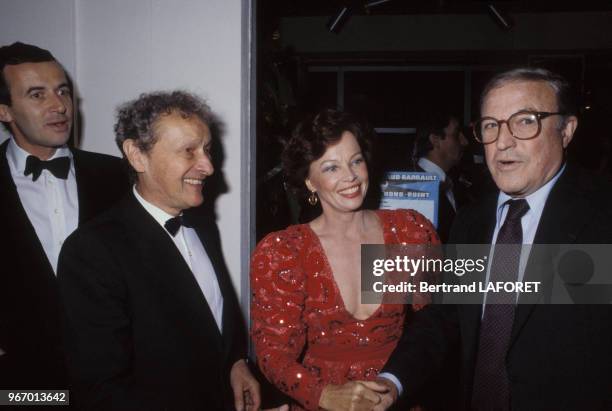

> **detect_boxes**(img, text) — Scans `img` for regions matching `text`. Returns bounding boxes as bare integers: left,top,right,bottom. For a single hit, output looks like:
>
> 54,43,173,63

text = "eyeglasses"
473,110,565,144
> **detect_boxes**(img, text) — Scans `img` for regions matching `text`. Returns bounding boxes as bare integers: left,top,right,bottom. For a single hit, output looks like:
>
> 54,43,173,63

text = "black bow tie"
164,215,192,236
24,155,70,181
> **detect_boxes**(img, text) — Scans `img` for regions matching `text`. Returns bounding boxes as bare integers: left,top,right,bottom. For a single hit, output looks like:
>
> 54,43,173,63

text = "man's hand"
318,380,389,411
371,377,398,411
230,359,261,411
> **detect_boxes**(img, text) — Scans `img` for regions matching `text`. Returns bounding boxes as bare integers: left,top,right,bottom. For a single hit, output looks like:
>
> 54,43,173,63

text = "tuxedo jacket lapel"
190,214,239,360
0,140,54,277
120,196,224,351
73,149,98,225
1,140,60,378
1,144,122,263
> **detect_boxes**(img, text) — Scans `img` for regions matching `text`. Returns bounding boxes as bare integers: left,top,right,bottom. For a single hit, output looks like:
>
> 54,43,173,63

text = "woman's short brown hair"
282,108,373,197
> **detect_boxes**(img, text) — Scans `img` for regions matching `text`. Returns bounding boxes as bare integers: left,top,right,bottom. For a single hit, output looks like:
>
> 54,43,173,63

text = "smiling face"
305,131,368,215
0,61,72,159
125,112,214,216
482,80,577,197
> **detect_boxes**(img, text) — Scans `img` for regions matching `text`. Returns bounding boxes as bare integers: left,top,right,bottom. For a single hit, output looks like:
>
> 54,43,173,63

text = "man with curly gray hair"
58,90,261,410
114,90,215,182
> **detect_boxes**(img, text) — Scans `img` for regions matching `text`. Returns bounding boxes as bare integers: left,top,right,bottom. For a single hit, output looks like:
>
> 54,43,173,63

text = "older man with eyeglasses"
374,67,612,411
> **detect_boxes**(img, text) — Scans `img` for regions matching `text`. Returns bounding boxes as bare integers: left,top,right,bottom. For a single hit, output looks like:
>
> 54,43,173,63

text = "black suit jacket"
383,164,612,410
0,139,127,389
416,164,456,243
414,164,466,244
57,193,247,411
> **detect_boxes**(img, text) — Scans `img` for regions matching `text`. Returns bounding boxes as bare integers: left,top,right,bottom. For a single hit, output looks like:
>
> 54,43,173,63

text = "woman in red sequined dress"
251,110,440,411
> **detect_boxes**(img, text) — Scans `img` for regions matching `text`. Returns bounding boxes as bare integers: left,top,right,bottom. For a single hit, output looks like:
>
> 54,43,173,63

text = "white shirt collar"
496,163,566,222
6,137,72,176
418,157,447,182
132,185,178,231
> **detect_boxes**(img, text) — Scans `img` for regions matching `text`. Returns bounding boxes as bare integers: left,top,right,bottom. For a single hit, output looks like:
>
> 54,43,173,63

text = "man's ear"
0,104,13,123
428,133,441,149
122,139,147,173
305,178,315,193
561,115,578,148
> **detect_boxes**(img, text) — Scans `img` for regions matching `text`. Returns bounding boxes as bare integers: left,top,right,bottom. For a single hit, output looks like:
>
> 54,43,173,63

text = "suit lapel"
121,196,224,350
511,166,587,344
458,193,497,387
73,149,97,225
531,165,587,245
0,140,55,276
475,193,498,243
190,216,237,357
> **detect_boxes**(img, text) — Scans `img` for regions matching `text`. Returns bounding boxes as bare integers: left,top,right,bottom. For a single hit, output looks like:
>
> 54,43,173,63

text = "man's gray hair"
114,90,214,180
480,67,577,119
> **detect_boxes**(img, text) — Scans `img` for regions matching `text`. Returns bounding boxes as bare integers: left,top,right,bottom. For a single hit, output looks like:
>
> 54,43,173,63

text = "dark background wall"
255,0,612,238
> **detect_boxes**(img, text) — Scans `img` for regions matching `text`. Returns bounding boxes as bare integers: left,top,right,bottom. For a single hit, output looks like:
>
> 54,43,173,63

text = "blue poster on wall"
379,171,440,228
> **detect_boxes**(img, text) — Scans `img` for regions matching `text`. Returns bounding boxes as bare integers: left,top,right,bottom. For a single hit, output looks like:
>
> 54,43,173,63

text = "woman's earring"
308,191,318,206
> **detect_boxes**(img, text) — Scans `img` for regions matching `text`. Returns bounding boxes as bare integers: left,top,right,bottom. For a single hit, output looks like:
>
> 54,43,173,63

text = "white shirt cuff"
378,372,403,396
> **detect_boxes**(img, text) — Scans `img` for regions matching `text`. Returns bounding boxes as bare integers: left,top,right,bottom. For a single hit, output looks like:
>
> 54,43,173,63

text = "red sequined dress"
250,209,440,410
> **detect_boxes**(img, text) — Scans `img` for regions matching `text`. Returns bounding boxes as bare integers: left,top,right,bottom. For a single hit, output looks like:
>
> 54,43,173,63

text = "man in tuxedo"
412,113,468,242
376,68,612,410
0,42,127,389
57,91,260,410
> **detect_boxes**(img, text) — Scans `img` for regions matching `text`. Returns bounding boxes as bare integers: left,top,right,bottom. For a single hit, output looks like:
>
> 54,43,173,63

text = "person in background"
412,112,468,242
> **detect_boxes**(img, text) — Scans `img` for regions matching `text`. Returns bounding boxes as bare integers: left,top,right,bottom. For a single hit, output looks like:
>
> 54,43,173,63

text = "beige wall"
0,0,251,303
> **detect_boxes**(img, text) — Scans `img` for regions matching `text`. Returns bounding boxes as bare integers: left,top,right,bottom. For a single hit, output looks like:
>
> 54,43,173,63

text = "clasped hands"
230,360,398,411
318,377,398,411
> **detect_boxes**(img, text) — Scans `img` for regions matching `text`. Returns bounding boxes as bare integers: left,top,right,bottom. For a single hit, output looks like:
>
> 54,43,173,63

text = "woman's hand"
318,380,389,411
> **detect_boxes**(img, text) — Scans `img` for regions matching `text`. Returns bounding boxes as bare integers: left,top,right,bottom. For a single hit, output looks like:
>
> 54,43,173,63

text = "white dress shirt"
481,163,565,311
133,186,224,331
6,138,79,274
418,157,456,211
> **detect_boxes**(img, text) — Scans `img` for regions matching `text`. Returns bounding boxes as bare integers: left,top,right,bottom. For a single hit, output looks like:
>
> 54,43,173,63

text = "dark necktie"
164,215,191,236
24,155,70,181
472,199,530,411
